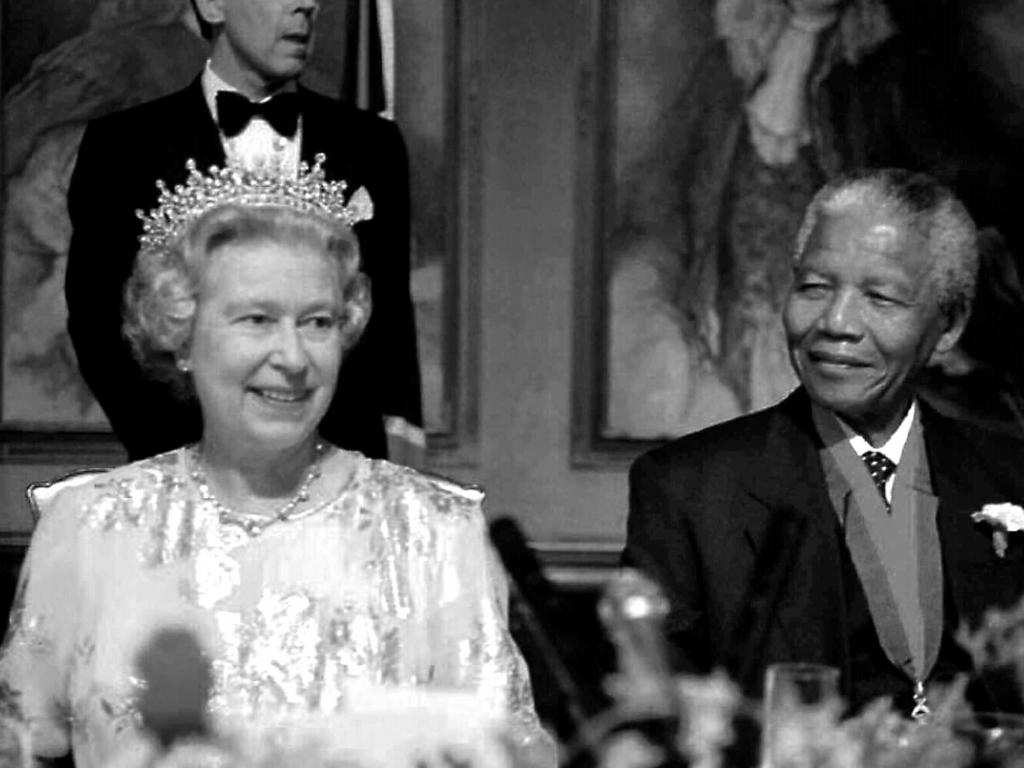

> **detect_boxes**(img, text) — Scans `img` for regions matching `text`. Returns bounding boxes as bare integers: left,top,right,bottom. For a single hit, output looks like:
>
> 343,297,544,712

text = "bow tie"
216,91,300,138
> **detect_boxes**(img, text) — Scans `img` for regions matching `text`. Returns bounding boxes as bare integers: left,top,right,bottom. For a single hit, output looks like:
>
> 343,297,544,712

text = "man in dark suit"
65,0,423,463
624,169,1024,715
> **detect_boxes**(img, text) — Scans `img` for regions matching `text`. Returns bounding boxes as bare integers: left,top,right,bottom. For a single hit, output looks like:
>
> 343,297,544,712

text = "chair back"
26,468,108,524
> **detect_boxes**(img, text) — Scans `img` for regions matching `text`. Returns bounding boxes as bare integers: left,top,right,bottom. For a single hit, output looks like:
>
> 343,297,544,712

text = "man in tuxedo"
624,169,1024,715
65,0,423,463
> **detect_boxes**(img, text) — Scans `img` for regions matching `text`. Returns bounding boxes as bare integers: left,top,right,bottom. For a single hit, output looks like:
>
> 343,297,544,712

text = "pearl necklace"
188,441,326,536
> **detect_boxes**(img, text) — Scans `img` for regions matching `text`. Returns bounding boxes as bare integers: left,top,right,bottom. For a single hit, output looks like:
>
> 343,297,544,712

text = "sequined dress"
0,449,549,768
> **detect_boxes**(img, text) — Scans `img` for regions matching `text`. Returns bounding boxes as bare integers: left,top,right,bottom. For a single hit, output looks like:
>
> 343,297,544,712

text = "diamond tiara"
136,153,373,251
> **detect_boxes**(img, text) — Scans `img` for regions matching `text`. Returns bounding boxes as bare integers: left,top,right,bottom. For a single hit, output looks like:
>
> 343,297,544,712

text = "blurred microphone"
134,627,213,750
488,517,605,755
598,568,678,719
598,569,688,768
489,517,560,620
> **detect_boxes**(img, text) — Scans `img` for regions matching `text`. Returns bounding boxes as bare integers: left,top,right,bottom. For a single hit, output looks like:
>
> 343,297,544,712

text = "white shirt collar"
201,61,237,122
836,401,917,466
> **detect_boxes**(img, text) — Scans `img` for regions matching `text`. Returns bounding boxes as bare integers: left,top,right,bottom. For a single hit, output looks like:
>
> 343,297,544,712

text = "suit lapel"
924,405,1024,624
819,410,943,683
900,421,944,680
729,396,1023,697
737,391,850,675
817,424,916,676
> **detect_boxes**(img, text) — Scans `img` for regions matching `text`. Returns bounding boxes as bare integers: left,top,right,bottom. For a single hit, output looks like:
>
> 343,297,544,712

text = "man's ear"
932,299,970,357
192,0,225,26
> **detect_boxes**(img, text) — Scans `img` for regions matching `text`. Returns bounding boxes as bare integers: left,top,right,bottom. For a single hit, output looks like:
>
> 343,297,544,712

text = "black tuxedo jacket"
65,78,421,460
624,389,1024,703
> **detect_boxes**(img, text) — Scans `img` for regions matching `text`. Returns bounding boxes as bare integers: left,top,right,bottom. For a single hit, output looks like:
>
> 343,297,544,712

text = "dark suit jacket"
624,389,1024,704
65,78,421,460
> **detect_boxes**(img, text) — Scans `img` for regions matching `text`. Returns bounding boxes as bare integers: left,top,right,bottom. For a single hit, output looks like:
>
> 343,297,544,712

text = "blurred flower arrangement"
588,572,1024,768
958,594,1024,688
99,568,1024,768
14,569,1024,768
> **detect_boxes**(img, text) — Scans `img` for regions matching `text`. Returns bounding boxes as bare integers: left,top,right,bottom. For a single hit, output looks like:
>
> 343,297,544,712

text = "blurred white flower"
971,502,1024,558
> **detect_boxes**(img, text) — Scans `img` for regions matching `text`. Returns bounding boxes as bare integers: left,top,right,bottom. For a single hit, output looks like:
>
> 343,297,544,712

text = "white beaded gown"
0,449,550,768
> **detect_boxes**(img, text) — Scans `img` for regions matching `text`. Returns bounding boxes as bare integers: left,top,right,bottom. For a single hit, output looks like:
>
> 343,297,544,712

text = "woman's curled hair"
123,203,370,398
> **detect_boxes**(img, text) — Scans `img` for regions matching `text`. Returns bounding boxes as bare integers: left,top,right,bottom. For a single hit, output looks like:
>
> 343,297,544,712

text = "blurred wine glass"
759,663,840,768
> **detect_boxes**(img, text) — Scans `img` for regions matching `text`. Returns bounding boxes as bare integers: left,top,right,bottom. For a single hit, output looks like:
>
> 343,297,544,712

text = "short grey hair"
794,168,978,315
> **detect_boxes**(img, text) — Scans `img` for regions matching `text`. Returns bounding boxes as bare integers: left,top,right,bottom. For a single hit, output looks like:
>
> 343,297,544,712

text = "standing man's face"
783,203,964,442
198,0,320,97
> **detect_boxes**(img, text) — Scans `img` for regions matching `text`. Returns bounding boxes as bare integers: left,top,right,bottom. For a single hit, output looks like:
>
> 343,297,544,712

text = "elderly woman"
0,158,549,767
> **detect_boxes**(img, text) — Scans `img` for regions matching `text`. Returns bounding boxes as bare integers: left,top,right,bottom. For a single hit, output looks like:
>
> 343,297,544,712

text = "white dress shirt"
836,402,917,503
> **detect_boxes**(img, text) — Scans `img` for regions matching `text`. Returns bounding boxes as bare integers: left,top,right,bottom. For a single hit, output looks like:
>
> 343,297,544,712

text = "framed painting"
572,0,806,465
574,0,1024,466
394,1,481,466
0,0,477,463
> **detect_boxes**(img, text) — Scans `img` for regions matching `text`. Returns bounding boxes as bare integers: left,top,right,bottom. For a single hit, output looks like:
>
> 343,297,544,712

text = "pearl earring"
176,358,192,373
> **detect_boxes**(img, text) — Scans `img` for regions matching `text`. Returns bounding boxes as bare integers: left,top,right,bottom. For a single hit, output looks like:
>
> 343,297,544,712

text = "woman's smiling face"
188,236,344,452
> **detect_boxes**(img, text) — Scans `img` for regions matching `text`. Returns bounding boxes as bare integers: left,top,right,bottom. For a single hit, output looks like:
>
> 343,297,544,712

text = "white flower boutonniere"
971,503,1024,558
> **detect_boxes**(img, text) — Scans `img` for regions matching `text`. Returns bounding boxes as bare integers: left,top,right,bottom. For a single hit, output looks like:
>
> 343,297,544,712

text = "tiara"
137,153,373,251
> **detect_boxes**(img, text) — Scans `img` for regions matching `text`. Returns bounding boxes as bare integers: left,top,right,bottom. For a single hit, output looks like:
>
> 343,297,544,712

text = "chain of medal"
910,679,930,722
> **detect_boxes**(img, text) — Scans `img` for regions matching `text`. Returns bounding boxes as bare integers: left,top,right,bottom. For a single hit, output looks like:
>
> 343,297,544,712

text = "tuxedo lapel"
297,88,353,182
170,77,226,172
123,78,226,234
